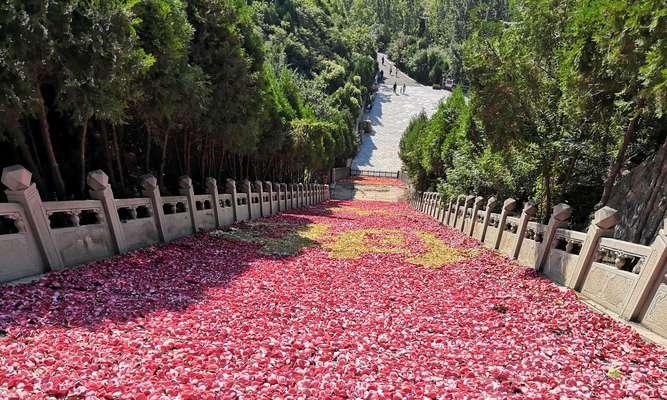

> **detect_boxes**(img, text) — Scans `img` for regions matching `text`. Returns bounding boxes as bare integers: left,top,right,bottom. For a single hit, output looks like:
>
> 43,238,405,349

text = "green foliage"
0,0,377,198
399,0,665,226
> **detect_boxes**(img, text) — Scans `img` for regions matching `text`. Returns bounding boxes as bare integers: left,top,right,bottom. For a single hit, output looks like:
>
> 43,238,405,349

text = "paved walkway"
352,53,449,172
1,200,664,398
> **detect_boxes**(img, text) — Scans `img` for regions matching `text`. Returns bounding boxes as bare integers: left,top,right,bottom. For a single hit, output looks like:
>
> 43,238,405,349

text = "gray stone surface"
352,54,449,172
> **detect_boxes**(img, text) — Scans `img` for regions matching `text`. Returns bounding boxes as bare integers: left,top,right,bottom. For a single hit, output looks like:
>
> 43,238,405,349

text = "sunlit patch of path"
0,200,665,398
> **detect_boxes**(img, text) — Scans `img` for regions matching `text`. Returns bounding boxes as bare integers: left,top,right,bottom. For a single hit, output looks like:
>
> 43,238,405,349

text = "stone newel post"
178,176,198,232
468,196,485,237
480,196,497,242
206,178,221,227
225,179,238,222
2,165,64,270
511,202,537,259
265,181,274,214
435,194,443,220
566,206,618,290
297,183,304,208
452,195,465,228
439,197,450,224
88,170,127,254
253,180,264,217
537,203,572,271
290,184,297,208
142,175,167,242
273,182,282,212
281,183,288,209
445,198,456,225
242,179,253,218
460,195,475,232
621,219,667,321
493,198,517,249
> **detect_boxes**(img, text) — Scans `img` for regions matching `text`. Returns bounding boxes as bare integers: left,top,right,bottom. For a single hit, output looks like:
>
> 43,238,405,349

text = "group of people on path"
393,82,406,95
382,56,407,95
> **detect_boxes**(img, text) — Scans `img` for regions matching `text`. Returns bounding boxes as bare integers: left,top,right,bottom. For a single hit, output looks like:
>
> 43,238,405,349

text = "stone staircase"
332,181,407,201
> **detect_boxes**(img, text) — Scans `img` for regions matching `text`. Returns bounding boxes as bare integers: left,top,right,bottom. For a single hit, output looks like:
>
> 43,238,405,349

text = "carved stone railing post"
537,203,572,271
452,195,465,228
254,180,265,217
280,183,292,210
438,197,449,224
426,192,438,217
207,178,222,227
511,202,537,259
264,181,273,215
445,198,455,226
622,219,667,321
2,165,64,270
273,182,282,212
178,176,198,232
566,206,619,290
493,198,517,249
460,195,475,232
289,184,296,208
142,175,167,242
435,194,443,221
242,179,253,218
88,170,127,254
468,196,484,237
480,196,497,242
225,179,239,222
297,183,304,207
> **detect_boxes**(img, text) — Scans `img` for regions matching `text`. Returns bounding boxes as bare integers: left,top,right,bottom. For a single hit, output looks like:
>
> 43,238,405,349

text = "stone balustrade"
0,165,330,283
410,191,667,340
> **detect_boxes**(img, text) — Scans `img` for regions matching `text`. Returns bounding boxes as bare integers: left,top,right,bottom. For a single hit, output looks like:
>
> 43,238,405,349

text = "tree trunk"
158,130,170,189
543,169,552,222
145,124,152,172
111,125,126,194
632,138,667,243
8,115,46,194
598,106,643,208
36,83,66,198
100,123,117,188
79,119,89,196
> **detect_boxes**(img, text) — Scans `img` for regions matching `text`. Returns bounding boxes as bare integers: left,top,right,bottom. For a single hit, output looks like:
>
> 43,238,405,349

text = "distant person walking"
402,83,406,94
382,56,385,65
393,81,397,93
389,65,393,75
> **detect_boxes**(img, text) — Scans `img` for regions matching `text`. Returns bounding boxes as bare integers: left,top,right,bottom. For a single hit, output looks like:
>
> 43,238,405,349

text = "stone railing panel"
582,259,640,315
498,215,520,256
161,195,193,241
42,200,114,266
235,193,250,221
218,193,235,226
516,221,545,268
115,197,159,251
483,213,501,248
541,228,586,285
194,194,216,231
0,203,46,281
